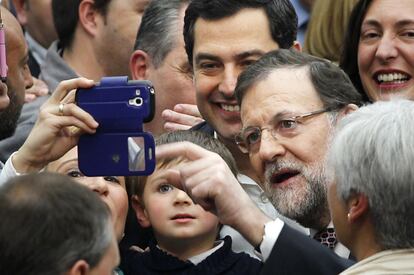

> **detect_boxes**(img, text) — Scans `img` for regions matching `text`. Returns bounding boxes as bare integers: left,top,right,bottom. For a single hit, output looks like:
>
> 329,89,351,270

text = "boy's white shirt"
188,240,225,265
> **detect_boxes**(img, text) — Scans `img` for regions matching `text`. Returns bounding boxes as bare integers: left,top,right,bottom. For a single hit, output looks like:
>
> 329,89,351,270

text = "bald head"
0,6,33,140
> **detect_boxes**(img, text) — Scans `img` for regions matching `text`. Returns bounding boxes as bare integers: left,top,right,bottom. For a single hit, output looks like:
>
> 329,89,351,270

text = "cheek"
109,187,129,220
294,129,330,163
357,43,372,76
194,73,215,99
198,207,220,228
249,153,263,177
145,196,169,220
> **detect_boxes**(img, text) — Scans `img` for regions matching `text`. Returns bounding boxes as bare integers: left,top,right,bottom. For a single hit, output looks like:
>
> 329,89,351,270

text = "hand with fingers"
162,103,204,131
155,141,271,247
12,78,99,173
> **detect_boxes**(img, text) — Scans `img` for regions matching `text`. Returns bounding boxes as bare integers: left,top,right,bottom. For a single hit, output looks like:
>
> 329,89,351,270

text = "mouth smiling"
219,103,240,112
373,71,412,87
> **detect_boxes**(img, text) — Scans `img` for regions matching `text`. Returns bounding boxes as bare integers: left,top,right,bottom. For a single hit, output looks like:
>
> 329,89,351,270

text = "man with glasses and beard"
155,49,361,273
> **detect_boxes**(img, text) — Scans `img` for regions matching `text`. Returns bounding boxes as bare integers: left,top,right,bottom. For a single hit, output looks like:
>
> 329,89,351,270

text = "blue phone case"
76,76,156,176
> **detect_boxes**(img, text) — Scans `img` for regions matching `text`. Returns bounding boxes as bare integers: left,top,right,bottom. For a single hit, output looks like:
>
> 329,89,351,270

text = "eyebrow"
194,53,221,65
235,50,267,60
242,110,292,131
194,50,267,65
395,19,414,28
361,19,381,29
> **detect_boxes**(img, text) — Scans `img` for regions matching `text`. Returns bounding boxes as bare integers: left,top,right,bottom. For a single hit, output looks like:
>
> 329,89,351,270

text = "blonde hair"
304,0,359,63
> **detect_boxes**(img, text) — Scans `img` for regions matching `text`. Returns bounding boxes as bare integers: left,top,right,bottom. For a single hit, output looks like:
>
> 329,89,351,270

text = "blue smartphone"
76,76,156,176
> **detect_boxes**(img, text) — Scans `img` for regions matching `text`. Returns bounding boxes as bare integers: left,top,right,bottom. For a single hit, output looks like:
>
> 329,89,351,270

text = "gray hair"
0,173,113,274
235,49,364,111
328,99,414,249
134,0,189,68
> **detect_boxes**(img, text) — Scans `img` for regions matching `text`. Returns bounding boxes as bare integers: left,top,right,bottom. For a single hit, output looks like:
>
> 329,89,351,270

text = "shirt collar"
188,240,224,265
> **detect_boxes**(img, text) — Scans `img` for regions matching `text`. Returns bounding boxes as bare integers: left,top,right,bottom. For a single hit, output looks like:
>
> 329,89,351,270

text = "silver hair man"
328,99,414,249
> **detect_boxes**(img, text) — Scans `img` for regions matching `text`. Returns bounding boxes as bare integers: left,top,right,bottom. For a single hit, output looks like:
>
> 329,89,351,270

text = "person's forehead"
194,7,272,37
241,68,323,122
363,0,414,22
193,8,277,56
47,147,78,172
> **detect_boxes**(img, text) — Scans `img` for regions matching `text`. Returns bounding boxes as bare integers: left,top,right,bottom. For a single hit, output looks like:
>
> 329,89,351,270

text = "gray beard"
263,158,330,229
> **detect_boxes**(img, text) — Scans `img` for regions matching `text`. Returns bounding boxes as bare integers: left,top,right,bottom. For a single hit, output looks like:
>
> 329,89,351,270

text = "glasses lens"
244,128,261,146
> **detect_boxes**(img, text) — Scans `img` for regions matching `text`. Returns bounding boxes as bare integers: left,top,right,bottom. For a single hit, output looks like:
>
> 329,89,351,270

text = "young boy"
121,131,262,274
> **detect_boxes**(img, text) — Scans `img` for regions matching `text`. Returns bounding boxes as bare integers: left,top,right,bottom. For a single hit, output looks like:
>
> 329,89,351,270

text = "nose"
173,189,192,206
375,34,398,63
258,130,286,163
218,65,238,98
86,177,109,196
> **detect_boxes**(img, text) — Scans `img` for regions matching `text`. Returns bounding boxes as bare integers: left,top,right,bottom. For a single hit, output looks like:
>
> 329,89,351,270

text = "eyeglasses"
235,107,336,153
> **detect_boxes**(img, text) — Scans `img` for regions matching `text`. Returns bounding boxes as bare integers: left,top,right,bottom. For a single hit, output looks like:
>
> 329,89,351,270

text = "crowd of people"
0,0,413,274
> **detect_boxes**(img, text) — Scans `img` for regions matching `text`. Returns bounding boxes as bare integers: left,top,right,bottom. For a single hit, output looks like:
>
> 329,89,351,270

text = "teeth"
221,104,240,112
377,73,409,83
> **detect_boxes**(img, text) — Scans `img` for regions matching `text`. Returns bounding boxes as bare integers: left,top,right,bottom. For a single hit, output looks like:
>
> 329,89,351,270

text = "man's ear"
78,0,100,37
130,50,150,80
291,41,302,52
12,0,28,25
66,260,89,275
346,193,369,223
131,195,151,228
338,103,359,120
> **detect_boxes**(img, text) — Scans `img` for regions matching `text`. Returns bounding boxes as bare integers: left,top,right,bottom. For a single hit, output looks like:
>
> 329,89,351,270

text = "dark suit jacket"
190,121,215,136
260,225,354,275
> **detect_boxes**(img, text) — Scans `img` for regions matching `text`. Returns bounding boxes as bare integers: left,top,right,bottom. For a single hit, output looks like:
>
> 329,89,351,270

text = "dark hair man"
0,172,119,274
182,0,301,256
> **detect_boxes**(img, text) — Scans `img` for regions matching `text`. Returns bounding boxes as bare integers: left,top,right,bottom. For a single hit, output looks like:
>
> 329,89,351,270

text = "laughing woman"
340,0,414,102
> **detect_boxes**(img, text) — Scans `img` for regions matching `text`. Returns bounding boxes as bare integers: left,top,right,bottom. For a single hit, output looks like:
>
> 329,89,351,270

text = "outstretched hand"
13,78,98,173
